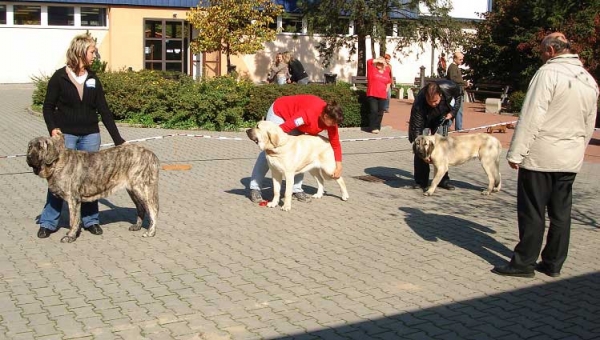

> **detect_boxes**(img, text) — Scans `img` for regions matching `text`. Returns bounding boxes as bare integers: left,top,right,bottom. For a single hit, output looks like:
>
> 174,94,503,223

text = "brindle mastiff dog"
26,132,159,242
247,121,349,211
413,133,502,196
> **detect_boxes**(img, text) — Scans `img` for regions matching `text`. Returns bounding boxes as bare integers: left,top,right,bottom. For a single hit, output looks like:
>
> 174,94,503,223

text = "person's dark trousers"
413,154,449,187
367,96,386,131
510,168,576,272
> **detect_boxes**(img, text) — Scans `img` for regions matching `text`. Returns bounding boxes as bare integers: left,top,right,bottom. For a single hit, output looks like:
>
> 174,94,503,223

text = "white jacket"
507,54,598,172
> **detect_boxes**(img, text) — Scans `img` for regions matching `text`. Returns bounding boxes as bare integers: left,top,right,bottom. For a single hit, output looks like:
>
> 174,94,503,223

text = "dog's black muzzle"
26,156,41,175
246,129,259,144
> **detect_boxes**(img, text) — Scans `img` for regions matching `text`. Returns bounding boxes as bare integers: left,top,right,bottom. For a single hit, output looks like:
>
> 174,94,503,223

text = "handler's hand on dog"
508,161,519,170
51,128,61,137
333,162,342,179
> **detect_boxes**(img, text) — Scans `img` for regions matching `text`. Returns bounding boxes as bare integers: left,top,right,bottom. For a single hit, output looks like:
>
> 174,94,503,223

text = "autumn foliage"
187,0,284,73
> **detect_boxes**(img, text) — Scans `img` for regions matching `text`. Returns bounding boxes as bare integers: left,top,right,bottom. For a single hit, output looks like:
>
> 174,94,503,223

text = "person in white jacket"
493,32,598,278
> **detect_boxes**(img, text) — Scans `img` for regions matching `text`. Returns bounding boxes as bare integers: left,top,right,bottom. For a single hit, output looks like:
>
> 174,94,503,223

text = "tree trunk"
357,34,366,76
226,42,232,74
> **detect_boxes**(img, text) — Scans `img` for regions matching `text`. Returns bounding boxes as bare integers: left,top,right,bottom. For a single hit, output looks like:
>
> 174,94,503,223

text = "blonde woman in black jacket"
37,33,125,240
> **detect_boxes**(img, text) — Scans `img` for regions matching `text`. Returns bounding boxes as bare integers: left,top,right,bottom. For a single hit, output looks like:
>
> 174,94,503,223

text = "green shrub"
246,82,365,128
31,74,49,108
507,91,526,114
31,70,368,130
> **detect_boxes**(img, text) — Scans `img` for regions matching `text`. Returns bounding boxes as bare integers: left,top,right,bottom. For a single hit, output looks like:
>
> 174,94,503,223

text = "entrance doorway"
143,19,188,73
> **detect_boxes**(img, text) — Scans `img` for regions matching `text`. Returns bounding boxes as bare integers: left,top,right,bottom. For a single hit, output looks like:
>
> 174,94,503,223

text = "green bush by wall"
32,70,367,131
507,91,526,114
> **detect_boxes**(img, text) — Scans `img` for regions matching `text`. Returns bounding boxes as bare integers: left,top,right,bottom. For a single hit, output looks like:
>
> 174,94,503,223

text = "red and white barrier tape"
3,121,598,159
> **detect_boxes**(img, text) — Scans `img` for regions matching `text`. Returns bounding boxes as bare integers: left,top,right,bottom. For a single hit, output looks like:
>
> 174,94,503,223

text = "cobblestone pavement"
1,84,599,340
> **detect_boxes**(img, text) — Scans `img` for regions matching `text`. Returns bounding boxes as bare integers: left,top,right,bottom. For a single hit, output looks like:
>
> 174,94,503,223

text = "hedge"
32,70,368,131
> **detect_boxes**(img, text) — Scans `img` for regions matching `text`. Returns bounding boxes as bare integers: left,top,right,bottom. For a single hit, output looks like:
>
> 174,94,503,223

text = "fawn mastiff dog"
413,133,502,196
246,121,349,211
26,132,159,242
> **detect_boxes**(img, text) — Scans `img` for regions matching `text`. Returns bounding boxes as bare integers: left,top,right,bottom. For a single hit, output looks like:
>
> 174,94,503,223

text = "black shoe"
439,182,455,190
292,192,310,202
534,262,561,277
37,227,54,239
411,184,426,191
87,224,103,235
491,264,534,278
249,189,263,203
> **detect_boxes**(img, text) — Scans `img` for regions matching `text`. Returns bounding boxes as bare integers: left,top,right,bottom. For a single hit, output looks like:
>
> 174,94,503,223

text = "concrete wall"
420,0,491,20
107,7,189,72
0,27,108,83
0,6,189,83
234,35,442,85
0,0,489,84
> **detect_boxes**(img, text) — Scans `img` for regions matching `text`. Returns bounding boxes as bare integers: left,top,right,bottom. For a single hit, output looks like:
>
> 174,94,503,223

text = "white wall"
0,0,490,84
240,34,439,85
0,27,108,83
420,0,491,20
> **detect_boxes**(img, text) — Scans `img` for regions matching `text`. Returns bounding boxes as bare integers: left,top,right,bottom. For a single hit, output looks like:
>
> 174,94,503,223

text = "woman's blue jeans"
39,133,101,231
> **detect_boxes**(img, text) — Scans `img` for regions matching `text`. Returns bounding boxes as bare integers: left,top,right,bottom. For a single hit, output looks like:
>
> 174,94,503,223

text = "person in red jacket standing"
366,57,392,133
248,95,344,203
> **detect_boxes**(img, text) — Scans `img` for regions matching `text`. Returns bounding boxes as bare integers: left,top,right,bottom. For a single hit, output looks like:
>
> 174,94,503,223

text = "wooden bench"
466,83,511,104
413,77,444,88
351,75,396,88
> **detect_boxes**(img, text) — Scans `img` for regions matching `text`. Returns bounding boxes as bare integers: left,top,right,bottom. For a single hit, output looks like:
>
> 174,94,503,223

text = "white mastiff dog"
413,133,502,196
246,121,349,211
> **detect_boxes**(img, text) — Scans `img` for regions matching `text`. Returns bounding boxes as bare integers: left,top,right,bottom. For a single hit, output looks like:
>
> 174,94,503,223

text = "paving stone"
1,85,599,339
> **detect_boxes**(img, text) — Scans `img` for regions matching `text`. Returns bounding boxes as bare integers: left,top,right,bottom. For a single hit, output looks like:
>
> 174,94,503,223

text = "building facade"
0,0,491,84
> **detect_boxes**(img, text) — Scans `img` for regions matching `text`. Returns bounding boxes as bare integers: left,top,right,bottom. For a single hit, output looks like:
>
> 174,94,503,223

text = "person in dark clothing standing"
37,33,126,239
408,80,462,191
446,52,468,131
283,51,309,84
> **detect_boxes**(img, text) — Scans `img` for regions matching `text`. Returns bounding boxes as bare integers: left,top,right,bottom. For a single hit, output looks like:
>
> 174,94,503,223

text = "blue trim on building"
17,0,200,8
15,0,417,18
18,0,301,11
15,0,300,9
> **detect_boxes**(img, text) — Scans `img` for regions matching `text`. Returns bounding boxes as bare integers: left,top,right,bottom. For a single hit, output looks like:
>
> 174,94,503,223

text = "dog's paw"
481,190,491,196
142,231,156,237
341,194,349,201
312,193,324,199
60,235,77,243
423,191,434,196
266,201,279,208
281,205,291,211
129,224,142,231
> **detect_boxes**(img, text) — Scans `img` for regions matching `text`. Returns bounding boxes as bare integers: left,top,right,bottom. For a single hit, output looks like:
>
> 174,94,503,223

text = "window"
282,15,303,34
81,7,107,27
384,22,395,37
267,16,277,31
143,19,188,73
14,5,41,25
332,18,350,35
48,6,74,26
307,17,349,35
0,5,6,25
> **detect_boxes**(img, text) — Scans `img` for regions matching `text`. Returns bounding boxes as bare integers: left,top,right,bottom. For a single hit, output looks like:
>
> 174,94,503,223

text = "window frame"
143,18,189,73
47,5,75,27
0,4,6,25
0,3,108,28
13,4,41,26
